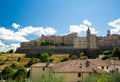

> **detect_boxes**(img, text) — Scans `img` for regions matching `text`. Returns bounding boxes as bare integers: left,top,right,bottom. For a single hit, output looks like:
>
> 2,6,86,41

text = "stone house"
30,59,120,82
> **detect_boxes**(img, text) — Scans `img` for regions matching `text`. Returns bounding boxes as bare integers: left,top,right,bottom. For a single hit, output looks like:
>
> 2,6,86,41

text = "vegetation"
0,60,5,65
112,47,120,59
25,57,39,67
2,66,15,80
13,67,27,82
103,50,112,55
82,73,120,82
10,61,19,68
80,52,88,59
40,40,57,46
39,53,50,62
36,73,64,82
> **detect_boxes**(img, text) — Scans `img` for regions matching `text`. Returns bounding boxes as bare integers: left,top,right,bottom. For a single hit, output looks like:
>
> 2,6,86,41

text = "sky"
0,0,120,51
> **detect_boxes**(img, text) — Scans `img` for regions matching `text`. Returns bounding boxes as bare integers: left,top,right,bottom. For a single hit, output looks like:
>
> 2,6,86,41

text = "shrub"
25,58,39,67
39,53,50,62
11,61,19,68
71,55,78,60
2,66,15,80
14,67,27,82
0,60,5,65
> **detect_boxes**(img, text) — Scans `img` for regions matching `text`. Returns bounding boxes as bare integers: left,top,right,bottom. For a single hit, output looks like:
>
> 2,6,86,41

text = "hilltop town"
16,28,120,56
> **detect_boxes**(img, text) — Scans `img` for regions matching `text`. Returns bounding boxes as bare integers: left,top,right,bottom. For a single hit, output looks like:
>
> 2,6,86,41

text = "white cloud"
0,27,28,42
108,18,120,34
69,20,98,35
83,20,92,26
0,40,5,47
0,23,57,52
12,23,20,29
45,27,57,35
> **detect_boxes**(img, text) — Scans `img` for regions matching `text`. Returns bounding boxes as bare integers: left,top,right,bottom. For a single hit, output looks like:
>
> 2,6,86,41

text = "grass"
50,54,69,62
0,53,31,70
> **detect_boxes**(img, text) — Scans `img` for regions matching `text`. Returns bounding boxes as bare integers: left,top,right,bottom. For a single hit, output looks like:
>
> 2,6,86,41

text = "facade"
30,59,120,82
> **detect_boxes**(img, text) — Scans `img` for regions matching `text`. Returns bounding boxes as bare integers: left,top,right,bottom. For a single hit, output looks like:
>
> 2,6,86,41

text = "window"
106,66,108,69
43,67,45,71
77,81,80,82
78,73,81,77
101,66,104,69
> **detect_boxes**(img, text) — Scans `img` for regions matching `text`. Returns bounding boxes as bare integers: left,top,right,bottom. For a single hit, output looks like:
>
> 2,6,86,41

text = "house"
30,63,55,82
52,60,94,82
30,59,120,82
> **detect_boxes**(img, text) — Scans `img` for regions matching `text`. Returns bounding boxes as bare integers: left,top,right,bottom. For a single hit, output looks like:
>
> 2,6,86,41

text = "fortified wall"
16,28,120,56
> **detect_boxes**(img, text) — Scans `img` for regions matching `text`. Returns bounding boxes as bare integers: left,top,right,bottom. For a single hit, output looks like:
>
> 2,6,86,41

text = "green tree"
39,53,50,62
71,55,78,60
26,57,39,67
2,66,15,80
40,40,46,45
103,50,112,55
10,61,19,68
112,47,120,58
14,67,27,82
80,52,85,57
6,49,14,54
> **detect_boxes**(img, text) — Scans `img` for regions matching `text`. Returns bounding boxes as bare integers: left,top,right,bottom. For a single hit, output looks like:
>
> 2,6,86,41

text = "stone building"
30,59,120,82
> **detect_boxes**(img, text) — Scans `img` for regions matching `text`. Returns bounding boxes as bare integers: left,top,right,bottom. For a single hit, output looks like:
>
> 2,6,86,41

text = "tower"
107,30,110,37
87,28,90,49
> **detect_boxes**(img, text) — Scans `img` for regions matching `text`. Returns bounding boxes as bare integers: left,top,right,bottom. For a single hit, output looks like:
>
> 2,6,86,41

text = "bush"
25,58,39,67
11,61,19,68
2,66,15,80
60,57,69,62
39,53,50,62
13,67,27,82
0,60,5,65
71,55,78,60
103,50,112,55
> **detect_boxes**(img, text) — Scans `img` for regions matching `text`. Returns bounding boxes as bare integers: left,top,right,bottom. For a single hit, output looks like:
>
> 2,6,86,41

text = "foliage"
39,53,50,62
0,60,5,65
80,52,85,57
60,56,69,62
10,61,19,68
82,73,120,82
13,67,27,82
2,66,15,80
112,47,120,58
40,40,57,46
6,49,14,54
25,57,39,67
71,55,78,60
103,50,112,55
37,73,64,82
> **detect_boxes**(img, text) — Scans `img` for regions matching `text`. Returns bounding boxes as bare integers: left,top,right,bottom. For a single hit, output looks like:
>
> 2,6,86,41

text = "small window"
106,66,108,69
43,67,45,71
101,66,104,69
78,73,81,77
77,81,80,82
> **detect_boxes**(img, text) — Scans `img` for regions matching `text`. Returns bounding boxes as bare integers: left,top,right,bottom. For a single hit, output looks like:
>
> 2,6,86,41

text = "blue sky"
0,0,120,51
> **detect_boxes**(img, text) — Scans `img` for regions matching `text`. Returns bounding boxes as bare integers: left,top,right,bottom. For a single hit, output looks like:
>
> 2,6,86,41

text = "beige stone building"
30,59,120,82
74,37,87,48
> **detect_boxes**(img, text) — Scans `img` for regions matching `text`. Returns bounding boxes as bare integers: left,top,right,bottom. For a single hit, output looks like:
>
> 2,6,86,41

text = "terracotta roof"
104,60,120,65
88,59,109,66
52,60,94,73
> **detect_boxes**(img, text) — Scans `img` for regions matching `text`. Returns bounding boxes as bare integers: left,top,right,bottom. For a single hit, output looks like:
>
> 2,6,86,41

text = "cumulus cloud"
108,18,120,34
0,27,28,42
12,23,20,29
0,23,57,52
69,20,98,34
83,20,92,26
45,27,57,35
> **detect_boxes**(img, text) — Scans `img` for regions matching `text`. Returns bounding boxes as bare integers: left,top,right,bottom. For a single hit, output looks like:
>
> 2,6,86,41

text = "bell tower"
87,28,90,49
